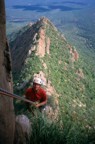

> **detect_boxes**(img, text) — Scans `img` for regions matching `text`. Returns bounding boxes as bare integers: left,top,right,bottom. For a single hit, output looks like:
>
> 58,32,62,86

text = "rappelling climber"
25,77,47,112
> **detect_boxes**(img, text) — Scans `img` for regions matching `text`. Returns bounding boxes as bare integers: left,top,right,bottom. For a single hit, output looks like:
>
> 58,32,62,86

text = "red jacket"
25,87,47,102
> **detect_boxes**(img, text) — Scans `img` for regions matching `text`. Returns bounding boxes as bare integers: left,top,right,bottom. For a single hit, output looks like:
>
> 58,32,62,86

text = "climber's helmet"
33,77,42,85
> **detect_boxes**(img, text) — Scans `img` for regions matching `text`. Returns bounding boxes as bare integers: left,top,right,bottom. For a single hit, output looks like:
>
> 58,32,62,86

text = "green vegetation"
29,112,95,144
11,20,95,144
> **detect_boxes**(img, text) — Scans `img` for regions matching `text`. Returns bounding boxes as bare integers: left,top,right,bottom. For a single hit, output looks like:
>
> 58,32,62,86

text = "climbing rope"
0,87,34,105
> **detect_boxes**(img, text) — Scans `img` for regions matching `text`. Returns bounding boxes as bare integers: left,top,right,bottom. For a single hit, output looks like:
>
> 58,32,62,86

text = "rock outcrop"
14,115,31,144
11,17,51,72
0,1,15,143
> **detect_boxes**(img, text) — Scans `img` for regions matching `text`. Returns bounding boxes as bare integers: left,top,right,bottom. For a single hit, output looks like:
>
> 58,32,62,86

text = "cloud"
13,1,86,13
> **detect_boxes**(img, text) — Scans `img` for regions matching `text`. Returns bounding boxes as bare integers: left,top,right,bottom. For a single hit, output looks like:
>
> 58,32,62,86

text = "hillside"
9,17,95,143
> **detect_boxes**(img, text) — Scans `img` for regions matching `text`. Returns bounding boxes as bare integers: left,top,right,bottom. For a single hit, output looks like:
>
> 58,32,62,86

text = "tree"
0,0,15,143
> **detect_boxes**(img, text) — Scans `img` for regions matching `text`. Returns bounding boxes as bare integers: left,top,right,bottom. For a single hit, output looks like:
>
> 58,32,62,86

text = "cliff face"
0,0,15,143
10,18,51,72
10,17,95,126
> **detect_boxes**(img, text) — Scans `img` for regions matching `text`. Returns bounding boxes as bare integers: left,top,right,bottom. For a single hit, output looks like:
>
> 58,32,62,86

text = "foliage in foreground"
28,111,95,144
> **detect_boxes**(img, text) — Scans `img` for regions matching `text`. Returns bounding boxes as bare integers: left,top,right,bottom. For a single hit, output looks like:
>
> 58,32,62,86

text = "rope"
0,87,35,105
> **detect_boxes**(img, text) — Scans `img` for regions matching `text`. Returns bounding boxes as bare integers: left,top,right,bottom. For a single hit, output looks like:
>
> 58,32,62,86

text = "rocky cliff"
0,1,15,143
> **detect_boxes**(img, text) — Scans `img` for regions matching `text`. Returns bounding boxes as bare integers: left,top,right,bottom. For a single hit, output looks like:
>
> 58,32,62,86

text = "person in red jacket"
25,77,47,112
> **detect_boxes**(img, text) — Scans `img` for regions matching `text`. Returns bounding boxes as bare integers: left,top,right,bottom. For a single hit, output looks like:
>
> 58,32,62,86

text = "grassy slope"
10,19,95,144
44,21,95,125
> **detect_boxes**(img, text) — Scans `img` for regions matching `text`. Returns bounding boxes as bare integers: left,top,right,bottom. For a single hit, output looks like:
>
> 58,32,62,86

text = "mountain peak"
10,17,59,72
38,17,54,25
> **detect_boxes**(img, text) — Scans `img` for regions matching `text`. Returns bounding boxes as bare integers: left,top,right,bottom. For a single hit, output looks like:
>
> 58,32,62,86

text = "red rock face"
46,37,50,55
68,44,79,62
36,29,46,57
74,50,79,61
36,29,50,57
